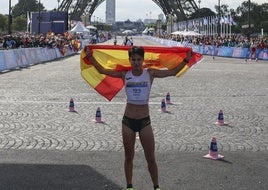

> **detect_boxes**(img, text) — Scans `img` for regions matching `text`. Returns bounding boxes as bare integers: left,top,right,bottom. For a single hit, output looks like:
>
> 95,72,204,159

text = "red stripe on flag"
94,76,124,101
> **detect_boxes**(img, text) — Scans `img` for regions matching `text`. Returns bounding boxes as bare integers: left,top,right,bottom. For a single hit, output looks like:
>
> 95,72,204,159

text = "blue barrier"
0,50,7,71
0,47,71,72
143,35,268,61
232,47,248,58
0,38,92,72
3,50,18,70
258,49,268,60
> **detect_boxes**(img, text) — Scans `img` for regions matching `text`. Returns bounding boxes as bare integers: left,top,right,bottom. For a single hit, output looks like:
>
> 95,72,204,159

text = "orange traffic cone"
93,107,104,123
166,92,171,104
203,137,224,160
68,98,76,112
161,99,166,112
215,110,228,126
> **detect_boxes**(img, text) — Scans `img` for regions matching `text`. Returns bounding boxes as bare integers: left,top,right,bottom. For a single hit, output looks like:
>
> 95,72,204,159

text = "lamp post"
217,0,221,36
198,0,201,33
218,0,221,15
8,0,12,34
38,0,41,34
248,0,251,38
89,13,92,25
57,0,60,11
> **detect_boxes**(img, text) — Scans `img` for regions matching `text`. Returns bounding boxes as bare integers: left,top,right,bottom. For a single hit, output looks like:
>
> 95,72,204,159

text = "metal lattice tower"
58,0,198,22
153,0,198,21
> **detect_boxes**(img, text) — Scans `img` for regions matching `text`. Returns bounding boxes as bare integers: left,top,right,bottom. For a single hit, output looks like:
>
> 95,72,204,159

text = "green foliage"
0,14,8,32
215,4,230,15
12,0,45,18
192,1,268,34
102,24,113,31
236,1,267,33
190,8,215,19
12,15,27,32
0,0,44,33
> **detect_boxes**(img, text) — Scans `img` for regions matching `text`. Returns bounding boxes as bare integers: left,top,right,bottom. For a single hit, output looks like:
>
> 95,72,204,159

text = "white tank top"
124,69,151,105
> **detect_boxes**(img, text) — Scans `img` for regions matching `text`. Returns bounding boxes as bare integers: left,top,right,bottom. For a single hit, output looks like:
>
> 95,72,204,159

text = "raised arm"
85,46,124,78
149,50,192,78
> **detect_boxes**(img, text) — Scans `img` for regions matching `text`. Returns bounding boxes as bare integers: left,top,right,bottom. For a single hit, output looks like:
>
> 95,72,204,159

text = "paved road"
0,36,267,190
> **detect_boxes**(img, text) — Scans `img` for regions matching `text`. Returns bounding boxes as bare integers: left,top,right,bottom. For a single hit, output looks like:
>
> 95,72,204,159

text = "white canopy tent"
122,30,134,35
142,27,149,34
171,31,184,35
70,22,90,34
183,31,202,36
142,27,155,34
171,30,201,36
86,25,97,30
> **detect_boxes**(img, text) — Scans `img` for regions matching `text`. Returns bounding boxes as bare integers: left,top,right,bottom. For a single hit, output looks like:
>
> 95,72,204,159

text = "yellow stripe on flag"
81,66,105,88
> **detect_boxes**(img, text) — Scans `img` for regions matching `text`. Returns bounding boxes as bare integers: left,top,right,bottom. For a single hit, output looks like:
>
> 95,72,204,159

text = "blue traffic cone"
203,137,224,160
161,99,166,112
166,92,171,104
93,107,103,123
210,137,218,152
68,98,76,112
215,110,228,126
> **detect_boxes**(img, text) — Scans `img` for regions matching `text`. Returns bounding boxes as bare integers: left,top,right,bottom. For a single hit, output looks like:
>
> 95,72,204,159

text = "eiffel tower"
58,0,198,22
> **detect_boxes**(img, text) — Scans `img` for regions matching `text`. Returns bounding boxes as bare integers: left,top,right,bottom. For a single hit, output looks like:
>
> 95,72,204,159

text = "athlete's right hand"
85,45,93,58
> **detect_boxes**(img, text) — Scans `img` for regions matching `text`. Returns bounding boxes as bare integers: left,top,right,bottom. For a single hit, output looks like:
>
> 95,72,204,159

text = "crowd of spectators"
1,31,268,54
0,31,84,52
163,33,268,50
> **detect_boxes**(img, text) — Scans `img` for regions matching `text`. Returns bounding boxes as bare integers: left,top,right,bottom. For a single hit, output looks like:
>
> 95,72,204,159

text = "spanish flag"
80,45,202,101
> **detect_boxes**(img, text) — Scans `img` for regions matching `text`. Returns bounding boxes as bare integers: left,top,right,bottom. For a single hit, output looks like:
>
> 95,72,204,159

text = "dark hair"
128,46,144,58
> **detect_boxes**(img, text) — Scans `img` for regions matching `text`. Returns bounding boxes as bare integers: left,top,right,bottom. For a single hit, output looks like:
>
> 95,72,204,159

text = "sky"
0,0,267,21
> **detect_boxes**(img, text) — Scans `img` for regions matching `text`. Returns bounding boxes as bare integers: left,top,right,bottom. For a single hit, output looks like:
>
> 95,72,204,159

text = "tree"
12,16,27,32
189,8,216,19
236,1,266,34
258,3,268,32
215,4,230,15
0,14,8,32
12,0,45,18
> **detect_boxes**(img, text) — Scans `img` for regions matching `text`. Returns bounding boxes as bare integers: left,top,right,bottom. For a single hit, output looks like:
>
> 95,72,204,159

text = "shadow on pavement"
0,163,121,190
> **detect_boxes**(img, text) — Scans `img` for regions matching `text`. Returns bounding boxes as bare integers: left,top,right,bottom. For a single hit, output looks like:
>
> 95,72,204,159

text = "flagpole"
223,15,226,37
208,18,209,36
208,17,210,36
230,24,231,37
221,22,223,37
222,21,224,37
229,15,231,36
210,16,212,36
225,15,227,37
